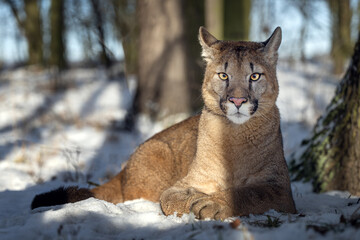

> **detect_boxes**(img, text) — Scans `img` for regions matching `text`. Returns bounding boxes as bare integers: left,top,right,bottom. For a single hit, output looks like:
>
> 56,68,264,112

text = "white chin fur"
227,114,250,124
226,103,251,125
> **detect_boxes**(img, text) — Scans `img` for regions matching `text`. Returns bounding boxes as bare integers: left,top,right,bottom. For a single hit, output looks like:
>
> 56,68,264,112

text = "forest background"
0,0,357,121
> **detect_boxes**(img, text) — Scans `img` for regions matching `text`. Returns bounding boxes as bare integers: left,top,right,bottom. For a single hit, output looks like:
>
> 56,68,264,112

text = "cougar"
31,27,296,220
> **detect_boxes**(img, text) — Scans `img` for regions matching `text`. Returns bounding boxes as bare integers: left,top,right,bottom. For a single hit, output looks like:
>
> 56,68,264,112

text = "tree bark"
290,32,360,195
135,0,190,121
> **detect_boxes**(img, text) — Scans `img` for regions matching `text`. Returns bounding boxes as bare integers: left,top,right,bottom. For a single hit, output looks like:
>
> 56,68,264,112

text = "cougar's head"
199,27,281,125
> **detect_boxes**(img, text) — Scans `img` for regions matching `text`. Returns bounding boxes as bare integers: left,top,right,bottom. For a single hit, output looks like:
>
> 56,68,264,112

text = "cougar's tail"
31,186,94,210
31,172,125,209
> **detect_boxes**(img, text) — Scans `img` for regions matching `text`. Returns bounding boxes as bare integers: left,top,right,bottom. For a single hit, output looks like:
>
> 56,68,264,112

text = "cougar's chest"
223,130,277,185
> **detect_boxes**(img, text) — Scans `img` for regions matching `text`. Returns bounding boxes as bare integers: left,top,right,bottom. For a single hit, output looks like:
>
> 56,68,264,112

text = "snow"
1,61,359,239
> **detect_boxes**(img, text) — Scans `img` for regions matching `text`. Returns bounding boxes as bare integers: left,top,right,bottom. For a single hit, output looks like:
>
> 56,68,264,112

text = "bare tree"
4,0,43,65
111,0,138,75
90,0,112,67
50,0,66,69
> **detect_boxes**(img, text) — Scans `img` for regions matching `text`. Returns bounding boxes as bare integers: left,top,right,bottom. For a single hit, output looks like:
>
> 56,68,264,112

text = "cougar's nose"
228,97,248,109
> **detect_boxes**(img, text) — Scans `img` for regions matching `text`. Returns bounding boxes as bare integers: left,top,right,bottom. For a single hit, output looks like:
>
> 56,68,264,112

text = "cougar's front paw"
190,198,232,220
160,187,208,217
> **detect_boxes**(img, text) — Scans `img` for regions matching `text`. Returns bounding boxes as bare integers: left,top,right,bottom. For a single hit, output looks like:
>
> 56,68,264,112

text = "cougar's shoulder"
150,115,200,143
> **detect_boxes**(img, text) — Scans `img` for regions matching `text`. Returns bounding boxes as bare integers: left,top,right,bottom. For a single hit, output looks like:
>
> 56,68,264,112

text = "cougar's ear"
262,27,282,63
199,26,219,62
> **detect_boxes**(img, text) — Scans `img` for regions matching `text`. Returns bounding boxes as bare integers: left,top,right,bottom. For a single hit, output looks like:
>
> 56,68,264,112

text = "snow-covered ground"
1,61,359,239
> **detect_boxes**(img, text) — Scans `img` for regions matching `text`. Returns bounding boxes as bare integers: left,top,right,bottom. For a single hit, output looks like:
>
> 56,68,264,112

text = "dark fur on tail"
31,186,94,209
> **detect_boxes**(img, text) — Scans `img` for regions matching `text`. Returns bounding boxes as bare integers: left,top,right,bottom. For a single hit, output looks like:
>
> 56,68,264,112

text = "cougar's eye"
250,73,261,81
218,72,228,81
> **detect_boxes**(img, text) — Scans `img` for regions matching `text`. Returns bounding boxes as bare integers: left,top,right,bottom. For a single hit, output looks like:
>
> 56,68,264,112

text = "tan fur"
91,27,296,219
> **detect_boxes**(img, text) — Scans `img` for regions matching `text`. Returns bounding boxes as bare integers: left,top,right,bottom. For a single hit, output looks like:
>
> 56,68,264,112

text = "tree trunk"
24,0,43,65
50,0,66,69
224,0,251,40
328,0,352,74
290,32,360,195
135,0,190,121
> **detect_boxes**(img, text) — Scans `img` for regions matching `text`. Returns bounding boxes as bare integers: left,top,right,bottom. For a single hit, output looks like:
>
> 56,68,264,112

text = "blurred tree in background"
0,0,359,118
292,0,316,62
224,0,251,41
205,0,224,39
5,0,43,65
183,0,205,113
204,0,251,41
111,0,138,76
135,0,191,121
90,0,112,68
50,0,65,69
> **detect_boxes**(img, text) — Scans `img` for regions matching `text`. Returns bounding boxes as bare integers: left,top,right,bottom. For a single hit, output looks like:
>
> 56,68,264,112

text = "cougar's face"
199,27,281,125
202,44,279,125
